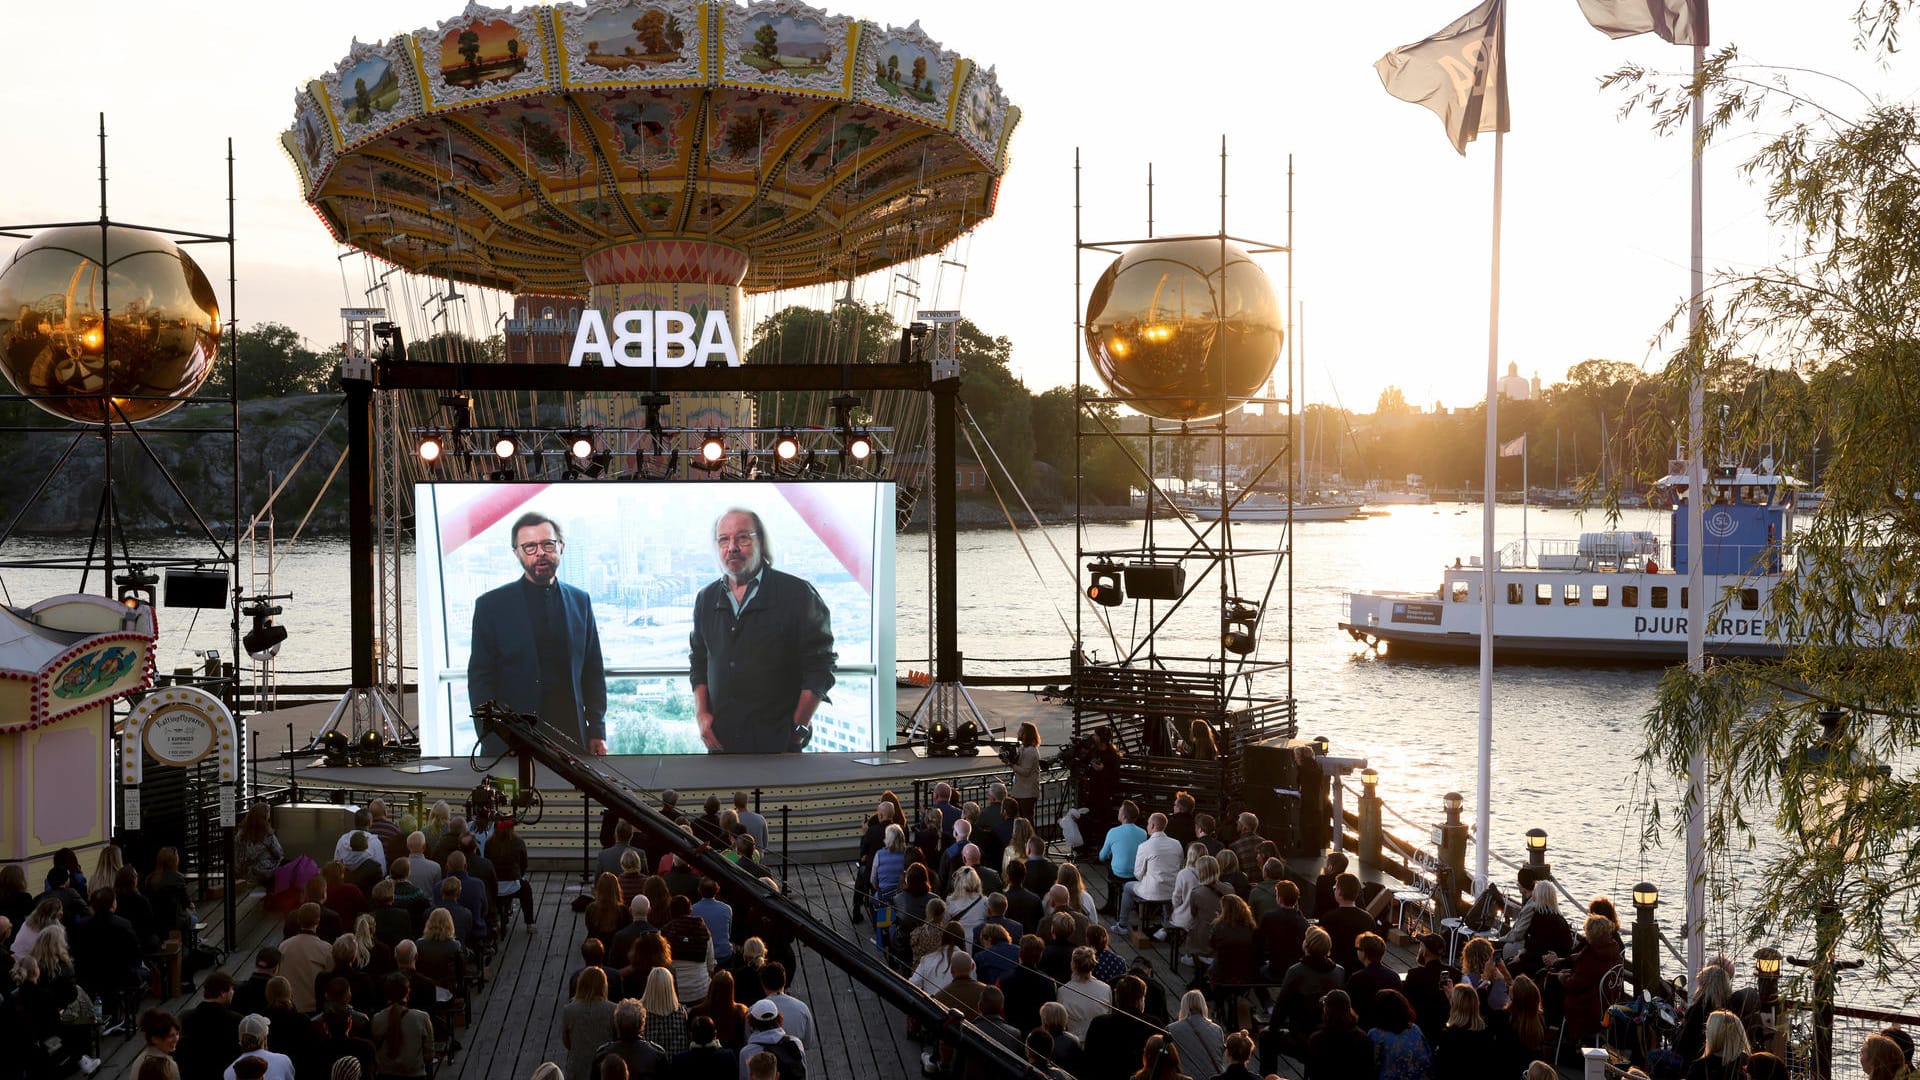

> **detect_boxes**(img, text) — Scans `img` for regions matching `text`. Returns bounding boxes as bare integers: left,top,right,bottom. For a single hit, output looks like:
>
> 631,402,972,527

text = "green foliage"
202,322,337,400
603,679,707,754
952,318,1033,490
746,302,900,427
1610,17,1920,978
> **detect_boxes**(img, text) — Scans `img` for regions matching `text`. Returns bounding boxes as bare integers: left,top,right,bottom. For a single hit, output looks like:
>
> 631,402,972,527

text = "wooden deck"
95,853,1580,1080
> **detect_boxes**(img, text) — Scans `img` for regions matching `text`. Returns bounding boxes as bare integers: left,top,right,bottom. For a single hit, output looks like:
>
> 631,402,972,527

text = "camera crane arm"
473,703,1047,1079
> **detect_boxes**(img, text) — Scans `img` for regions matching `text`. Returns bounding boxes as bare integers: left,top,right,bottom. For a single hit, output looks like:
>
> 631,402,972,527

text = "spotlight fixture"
115,566,158,609
488,466,517,482
1086,562,1124,607
317,730,353,763
845,430,873,463
242,600,288,659
493,431,518,459
585,450,611,478
774,428,800,463
925,718,954,756
954,719,982,756
692,430,726,471
357,729,389,754
417,432,444,464
566,432,594,461
1222,597,1260,655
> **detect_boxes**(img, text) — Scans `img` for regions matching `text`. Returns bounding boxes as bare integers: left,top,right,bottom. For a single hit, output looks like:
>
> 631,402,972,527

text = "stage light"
566,432,594,460
586,450,611,478
417,432,444,464
954,720,982,756
488,466,517,481
493,432,518,459
242,601,287,659
357,729,388,754
1222,597,1259,655
693,430,726,471
318,730,352,762
1086,562,1124,607
845,430,873,462
926,718,953,756
115,566,157,609
774,429,800,462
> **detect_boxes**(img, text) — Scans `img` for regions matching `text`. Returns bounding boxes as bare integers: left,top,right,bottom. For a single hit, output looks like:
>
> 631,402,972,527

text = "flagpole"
1684,36,1708,982
1522,443,1529,566
1476,126,1504,895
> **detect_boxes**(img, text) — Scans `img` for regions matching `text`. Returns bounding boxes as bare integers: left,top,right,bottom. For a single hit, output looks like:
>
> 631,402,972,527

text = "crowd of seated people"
8,772,1917,1080
837,740,1901,1080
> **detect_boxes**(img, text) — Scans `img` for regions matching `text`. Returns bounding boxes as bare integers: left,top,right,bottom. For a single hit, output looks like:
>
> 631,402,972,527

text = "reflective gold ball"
1083,237,1282,421
0,226,221,424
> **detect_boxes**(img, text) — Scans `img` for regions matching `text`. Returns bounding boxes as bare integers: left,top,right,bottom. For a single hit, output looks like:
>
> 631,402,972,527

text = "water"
0,505,1894,994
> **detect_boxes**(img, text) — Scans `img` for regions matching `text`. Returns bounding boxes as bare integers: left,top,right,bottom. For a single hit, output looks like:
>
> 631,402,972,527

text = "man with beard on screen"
469,511,608,755
689,507,836,754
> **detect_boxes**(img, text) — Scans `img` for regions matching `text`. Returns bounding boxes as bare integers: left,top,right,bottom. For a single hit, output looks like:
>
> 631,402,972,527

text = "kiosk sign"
569,309,740,368
144,703,216,767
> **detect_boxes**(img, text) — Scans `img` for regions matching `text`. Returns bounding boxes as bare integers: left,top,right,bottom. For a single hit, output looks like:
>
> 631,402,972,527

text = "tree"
457,29,481,72
1375,385,1411,415
663,14,684,51
635,9,668,54
1612,9,1920,980
754,22,779,62
1031,386,1133,505
201,322,336,399
353,77,369,120
746,303,901,425
951,317,1033,491
506,38,520,69
886,54,899,83
911,56,926,91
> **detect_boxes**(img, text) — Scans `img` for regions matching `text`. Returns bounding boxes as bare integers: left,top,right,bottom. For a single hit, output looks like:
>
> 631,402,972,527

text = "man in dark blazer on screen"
469,511,608,754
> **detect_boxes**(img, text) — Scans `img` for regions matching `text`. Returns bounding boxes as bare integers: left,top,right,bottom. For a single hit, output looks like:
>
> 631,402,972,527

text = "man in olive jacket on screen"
689,507,836,754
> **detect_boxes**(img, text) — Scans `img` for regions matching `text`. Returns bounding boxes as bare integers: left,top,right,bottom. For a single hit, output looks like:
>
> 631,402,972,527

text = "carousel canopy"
286,0,1019,296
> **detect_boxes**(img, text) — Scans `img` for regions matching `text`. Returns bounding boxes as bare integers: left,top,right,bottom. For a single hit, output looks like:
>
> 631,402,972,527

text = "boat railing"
1501,535,1668,572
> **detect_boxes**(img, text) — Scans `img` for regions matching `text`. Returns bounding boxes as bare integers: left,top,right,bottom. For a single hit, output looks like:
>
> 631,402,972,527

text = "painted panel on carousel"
556,0,711,88
321,39,424,149
955,63,1017,169
415,3,553,112
284,92,337,195
717,0,859,99
855,21,961,128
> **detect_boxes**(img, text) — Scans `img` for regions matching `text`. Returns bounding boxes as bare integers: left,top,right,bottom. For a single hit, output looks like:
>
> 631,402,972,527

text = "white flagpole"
1522,441,1529,566
1684,37,1708,981
1476,125,1504,895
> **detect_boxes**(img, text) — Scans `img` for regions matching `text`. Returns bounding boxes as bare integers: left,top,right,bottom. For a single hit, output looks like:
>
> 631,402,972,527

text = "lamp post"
1525,827,1551,880
1439,791,1469,914
1754,946,1783,1057
1357,768,1382,868
1631,881,1662,995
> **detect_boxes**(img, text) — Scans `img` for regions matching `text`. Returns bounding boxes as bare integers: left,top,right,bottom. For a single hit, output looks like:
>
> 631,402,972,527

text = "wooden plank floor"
96,854,1580,1080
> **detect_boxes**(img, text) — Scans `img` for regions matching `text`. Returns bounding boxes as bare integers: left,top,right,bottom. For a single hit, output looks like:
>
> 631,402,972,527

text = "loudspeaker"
1242,742,1301,851
164,568,230,609
1124,562,1186,600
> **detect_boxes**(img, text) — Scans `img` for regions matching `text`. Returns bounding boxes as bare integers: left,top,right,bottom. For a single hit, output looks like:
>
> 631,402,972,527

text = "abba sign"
568,309,741,367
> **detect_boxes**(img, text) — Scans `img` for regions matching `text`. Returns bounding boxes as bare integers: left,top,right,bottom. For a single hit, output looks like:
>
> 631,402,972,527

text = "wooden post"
1357,770,1382,868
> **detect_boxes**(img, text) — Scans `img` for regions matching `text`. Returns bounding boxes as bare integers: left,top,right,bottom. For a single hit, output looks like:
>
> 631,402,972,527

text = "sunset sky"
3,1,1912,413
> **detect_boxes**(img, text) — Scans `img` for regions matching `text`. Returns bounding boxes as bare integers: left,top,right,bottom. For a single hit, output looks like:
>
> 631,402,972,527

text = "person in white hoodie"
1117,812,1183,938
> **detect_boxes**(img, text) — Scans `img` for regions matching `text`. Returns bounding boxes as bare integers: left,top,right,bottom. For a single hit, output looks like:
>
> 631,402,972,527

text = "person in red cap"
485,817,535,932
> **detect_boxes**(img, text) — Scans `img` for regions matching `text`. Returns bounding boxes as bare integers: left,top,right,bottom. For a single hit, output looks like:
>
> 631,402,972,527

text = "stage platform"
254,685,1076,864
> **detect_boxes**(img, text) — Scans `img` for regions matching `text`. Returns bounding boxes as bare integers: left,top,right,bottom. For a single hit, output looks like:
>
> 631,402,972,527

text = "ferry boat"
1339,464,1807,661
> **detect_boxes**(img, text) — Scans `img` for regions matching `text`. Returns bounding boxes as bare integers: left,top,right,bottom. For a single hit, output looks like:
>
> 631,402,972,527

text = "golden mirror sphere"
1083,237,1282,421
0,225,221,425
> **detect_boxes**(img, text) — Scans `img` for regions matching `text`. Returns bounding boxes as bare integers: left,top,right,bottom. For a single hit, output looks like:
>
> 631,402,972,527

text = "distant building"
1497,361,1536,401
504,293,585,364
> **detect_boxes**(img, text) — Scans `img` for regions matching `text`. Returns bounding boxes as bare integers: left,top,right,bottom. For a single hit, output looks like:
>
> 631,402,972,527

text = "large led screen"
415,482,895,757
